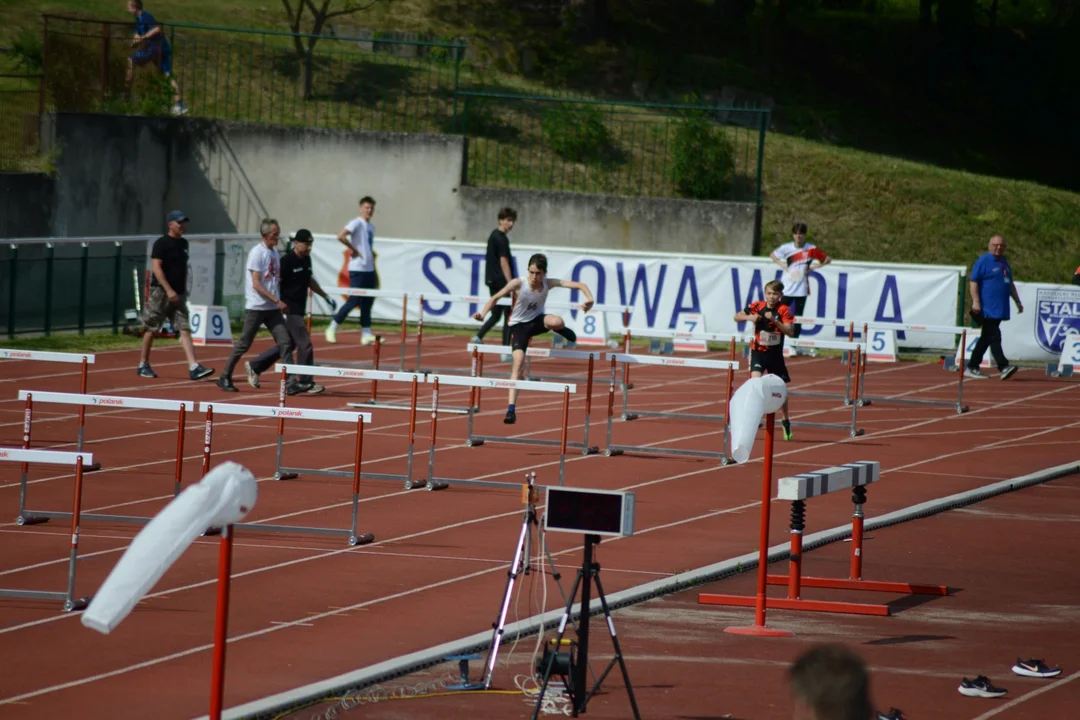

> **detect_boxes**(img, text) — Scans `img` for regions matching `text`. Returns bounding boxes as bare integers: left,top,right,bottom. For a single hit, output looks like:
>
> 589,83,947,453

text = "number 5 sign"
188,305,233,346
864,329,898,363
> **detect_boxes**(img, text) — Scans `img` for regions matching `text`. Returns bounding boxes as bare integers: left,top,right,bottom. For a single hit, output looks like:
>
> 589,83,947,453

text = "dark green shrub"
671,113,737,200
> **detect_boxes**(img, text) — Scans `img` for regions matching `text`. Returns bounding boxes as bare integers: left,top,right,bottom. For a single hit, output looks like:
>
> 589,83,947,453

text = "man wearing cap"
244,229,337,394
216,218,295,392
137,210,215,381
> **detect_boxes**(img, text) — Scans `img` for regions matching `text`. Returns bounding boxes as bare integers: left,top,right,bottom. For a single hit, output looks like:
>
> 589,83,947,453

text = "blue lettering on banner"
422,251,452,315
668,266,700,329
731,268,783,332
617,263,666,326
462,252,485,316
835,273,850,338
873,275,907,340
571,260,606,319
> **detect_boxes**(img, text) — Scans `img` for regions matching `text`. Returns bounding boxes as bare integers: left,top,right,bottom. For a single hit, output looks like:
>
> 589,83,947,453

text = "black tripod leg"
592,571,642,720
532,568,584,720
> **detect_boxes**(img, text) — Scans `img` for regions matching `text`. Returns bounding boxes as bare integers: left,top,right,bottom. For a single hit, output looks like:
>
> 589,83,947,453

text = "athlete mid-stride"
473,253,595,424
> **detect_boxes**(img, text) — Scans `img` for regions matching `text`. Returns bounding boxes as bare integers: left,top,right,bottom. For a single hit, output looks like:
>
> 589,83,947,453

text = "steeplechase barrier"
3,349,100,470
700,461,948,619
604,352,738,462
796,317,970,414
421,373,580,490
0,447,94,611
14,391,194,527
197,402,375,546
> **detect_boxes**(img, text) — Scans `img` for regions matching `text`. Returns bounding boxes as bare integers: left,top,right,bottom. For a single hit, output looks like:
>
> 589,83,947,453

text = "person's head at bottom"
789,644,874,720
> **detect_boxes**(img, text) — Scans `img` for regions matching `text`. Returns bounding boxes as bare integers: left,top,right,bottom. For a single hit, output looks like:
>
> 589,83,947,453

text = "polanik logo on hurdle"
1035,287,1080,354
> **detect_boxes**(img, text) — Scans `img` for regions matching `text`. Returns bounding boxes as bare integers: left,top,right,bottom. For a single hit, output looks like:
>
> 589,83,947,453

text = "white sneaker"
325,325,337,344
244,361,260,389
361,334,377,346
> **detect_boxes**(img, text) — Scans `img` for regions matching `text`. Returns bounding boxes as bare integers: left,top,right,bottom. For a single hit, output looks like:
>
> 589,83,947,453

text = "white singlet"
508,279,550,325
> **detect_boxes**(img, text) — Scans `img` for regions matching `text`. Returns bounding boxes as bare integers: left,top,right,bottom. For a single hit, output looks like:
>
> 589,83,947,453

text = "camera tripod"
532,533,641,720
480,472,571,690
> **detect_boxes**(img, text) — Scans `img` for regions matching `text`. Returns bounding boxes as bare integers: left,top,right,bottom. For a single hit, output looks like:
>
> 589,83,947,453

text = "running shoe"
361,333,378,346
306,384,325,395
964,367,989,379
245,361,260,388
325,325,337,344
1012,658,1061,678
504,408,517,425
782,421,793,441
286,380,314,396
190,364,214,381
137,364,157,378
999,365,1018,380
958,675,1007,698
470,335,483,344
216,376,238,393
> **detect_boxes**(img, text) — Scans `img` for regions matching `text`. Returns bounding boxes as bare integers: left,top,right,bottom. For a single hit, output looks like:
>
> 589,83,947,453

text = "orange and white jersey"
772,242,829,297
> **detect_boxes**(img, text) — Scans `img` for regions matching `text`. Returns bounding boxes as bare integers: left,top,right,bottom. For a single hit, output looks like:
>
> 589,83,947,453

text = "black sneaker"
137,364,157,378
216,376,238,393
877,709,907,720
504,408,516,425
964,367,990,379
958,675,1007,698
286,380,313,396
1012,658,1061,678
999,365,1018,380
190,364,214,381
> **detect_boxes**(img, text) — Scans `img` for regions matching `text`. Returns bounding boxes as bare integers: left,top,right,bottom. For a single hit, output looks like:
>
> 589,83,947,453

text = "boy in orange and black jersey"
734,279,797,440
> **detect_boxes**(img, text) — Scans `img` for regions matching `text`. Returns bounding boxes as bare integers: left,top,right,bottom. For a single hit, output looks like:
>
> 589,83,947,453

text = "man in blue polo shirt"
967,234,1023,380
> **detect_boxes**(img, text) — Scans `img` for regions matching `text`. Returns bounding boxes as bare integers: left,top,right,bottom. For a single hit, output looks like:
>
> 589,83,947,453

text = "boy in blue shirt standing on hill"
966,234,1023,380
126,0,187,115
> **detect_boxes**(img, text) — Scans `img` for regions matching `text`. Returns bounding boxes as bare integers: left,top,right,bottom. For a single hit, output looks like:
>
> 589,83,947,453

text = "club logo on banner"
1035,288,1080,354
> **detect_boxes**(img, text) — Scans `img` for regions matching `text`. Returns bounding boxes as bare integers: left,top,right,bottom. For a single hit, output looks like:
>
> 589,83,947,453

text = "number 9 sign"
188,305,234,346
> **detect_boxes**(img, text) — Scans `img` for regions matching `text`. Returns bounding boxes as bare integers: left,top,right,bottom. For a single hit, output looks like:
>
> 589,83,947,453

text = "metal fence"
41,15,466,133
455,92,769,203
0,74,44,171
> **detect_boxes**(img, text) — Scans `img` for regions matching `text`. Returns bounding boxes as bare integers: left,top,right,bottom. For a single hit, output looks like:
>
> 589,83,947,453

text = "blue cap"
166,210,189,224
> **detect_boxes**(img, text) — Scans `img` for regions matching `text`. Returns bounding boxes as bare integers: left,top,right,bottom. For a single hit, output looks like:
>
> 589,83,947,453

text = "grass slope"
1,1,1078,283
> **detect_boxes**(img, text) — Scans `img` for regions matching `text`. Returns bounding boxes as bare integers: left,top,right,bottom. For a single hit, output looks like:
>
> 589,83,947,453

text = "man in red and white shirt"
735,279,797,440
770,223,831,339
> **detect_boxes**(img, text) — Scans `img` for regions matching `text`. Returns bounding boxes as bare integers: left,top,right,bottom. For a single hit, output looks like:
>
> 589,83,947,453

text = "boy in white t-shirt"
325,196,378,346
769,222,831,350
216,219,294,392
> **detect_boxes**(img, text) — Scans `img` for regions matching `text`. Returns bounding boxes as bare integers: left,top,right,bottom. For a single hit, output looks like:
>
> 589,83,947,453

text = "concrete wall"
23,114,757,255
0,173,54,238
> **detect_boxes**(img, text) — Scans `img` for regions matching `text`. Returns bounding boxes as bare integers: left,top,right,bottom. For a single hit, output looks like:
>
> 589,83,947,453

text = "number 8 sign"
188,305,234,346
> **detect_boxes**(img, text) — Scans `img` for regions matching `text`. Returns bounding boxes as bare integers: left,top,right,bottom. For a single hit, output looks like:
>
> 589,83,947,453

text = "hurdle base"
84,461,102,473
622,413,638,421
349,533,375,546
699,592,889,617
723,624,795,638
466,438,485,447
64,596,92,612
606,444,729,460
766,575,950,596
605,448,624,457
15,514,50,526
274,471,300,481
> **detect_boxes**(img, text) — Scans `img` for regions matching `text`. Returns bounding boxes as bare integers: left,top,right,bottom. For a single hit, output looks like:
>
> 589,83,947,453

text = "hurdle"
14,390,193,527
420,373,580,490
315,288,410,370
796,317,971,414
197,402,375,545
0,447,94,611
467,341,604,401
603,352,739,461
2,349,100,471
700,461,949,617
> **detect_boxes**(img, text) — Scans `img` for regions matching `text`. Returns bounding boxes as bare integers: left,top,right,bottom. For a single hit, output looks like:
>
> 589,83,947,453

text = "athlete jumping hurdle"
734,279,797,441
473,253,595,425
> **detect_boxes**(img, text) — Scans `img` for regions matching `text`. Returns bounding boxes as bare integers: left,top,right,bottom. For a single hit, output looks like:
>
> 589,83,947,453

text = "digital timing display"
546,488,623,535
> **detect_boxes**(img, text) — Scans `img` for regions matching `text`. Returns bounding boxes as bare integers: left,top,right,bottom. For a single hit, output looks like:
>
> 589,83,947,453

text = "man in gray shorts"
137,209,215,381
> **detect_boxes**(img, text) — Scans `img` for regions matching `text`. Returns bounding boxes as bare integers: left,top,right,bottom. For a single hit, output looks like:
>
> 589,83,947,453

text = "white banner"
308,236,968,351
997,282,1080,363
144,238,217,306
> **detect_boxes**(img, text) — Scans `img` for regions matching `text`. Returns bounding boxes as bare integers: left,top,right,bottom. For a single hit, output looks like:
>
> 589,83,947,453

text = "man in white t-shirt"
325,196,378,346
216,218,294,392
769,222,831,346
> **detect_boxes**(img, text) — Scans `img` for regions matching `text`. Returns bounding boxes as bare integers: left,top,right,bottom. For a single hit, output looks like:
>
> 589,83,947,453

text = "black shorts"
750,349,790,384
509,315,548,352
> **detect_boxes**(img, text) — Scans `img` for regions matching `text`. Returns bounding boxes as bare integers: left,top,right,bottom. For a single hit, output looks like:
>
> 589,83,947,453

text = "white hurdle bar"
0,447,95,611
604,353,739,461
198,402,375,546
14,391,195,527
422,373,580,490
795,317,970,414
466,341,606,392
275,363,432,489
4,350,99,469
315,288,410,371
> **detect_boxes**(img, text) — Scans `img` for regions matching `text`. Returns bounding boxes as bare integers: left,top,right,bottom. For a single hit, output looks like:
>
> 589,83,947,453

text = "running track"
0,329,1077,719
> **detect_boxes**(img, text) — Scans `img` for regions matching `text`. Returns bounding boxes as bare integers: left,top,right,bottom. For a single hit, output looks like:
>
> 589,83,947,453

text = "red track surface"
1,330,1078,719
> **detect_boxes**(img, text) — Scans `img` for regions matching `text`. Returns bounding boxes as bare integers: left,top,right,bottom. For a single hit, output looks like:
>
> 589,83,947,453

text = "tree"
281,0,383,99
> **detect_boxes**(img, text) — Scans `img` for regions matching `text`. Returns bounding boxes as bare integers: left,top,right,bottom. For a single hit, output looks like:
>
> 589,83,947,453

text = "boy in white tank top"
474,252,595,424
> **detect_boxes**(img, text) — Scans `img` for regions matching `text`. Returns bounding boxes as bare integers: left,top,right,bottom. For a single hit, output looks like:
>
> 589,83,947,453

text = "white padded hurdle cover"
729,374,788,464
777,461,880,501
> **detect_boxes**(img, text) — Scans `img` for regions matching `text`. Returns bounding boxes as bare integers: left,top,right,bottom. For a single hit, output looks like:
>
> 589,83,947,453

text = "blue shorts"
131,45,172,76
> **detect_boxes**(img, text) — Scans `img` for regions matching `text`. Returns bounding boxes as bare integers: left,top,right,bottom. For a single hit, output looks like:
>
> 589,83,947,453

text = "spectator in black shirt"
137,210,214,381
472,207,517,346
246,229,337,395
